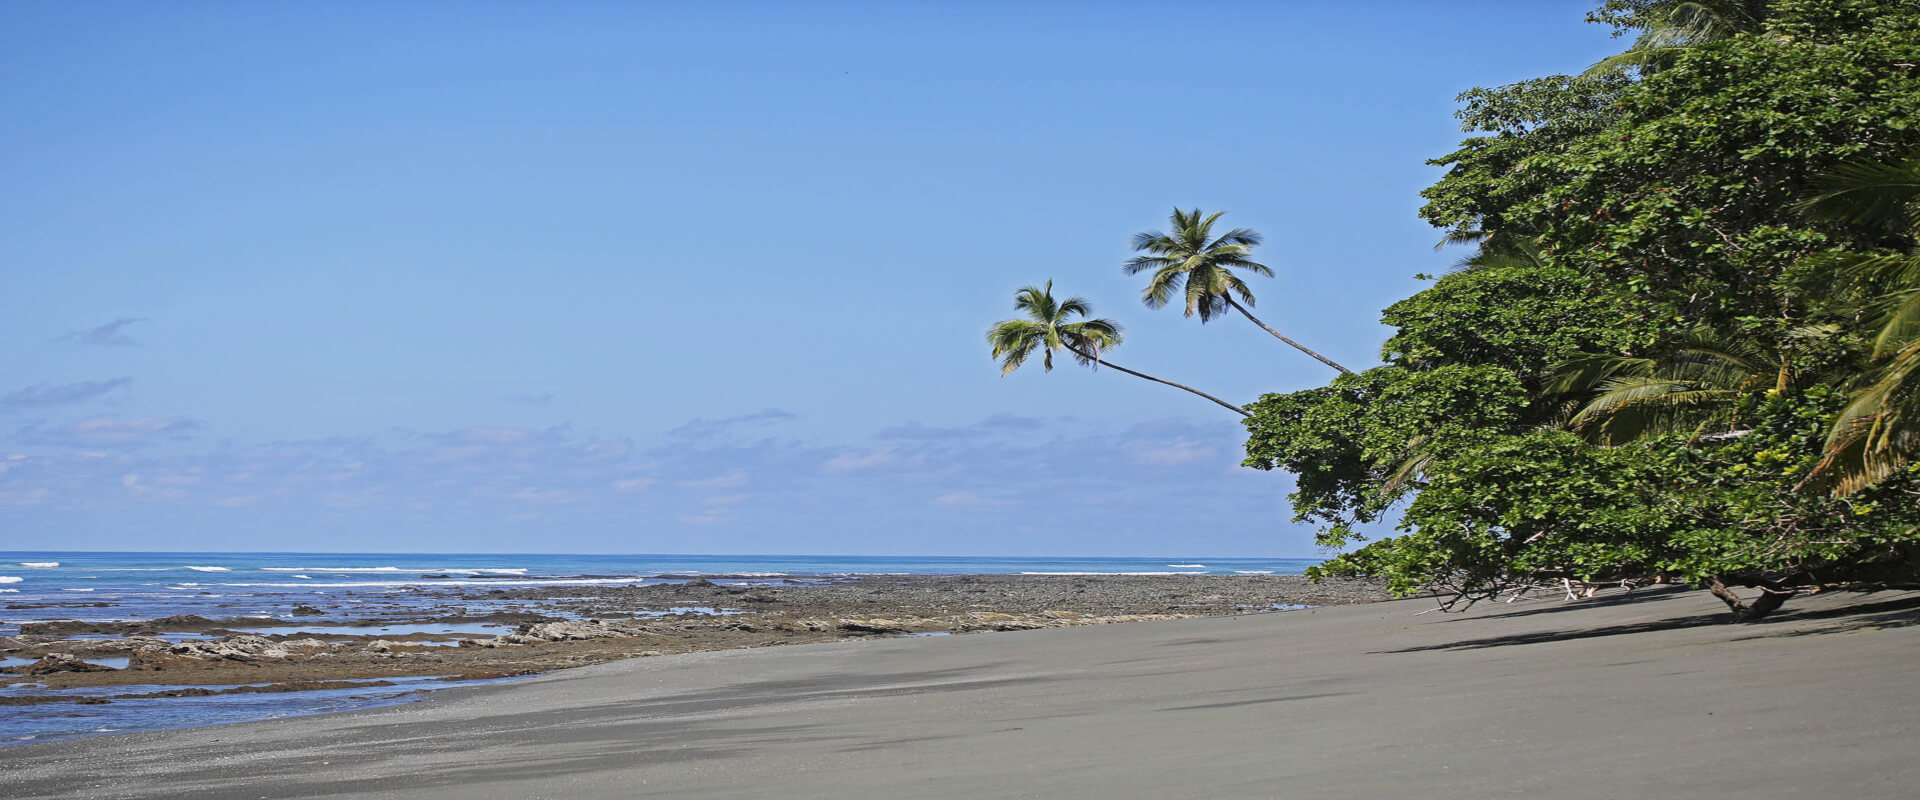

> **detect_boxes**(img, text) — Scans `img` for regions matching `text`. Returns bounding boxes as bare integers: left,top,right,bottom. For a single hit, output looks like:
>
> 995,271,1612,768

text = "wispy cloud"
14,416,201,447
877,414,1048,440
678,470,747,489
58,318,148,347
1133,437,1212,466
822,447,894,473
0,413,1308,554
0,378,132,414
930,490,1013,508
669,408,796,439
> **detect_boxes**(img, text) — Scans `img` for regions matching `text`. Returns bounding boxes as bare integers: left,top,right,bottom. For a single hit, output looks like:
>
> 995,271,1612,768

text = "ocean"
1,552,1317,745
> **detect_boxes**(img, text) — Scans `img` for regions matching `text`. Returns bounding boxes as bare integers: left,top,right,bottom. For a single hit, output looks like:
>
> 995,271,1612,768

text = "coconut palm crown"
1125,208,1353,374
987,282,1249,416
987,281,1122,375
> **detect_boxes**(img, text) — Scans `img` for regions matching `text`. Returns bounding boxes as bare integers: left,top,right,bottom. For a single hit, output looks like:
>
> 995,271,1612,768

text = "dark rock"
24,654,117,675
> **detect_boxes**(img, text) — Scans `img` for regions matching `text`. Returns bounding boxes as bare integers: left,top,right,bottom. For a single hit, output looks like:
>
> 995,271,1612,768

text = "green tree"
1125,208,1353,374
1245,0,1920,620
988,282,1249,416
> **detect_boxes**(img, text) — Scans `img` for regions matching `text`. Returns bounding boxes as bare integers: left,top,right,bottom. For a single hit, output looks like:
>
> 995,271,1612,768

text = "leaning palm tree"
1125,208,1352,374
1798,153,1920,493
1584,0,1770,76
988,281,1248,416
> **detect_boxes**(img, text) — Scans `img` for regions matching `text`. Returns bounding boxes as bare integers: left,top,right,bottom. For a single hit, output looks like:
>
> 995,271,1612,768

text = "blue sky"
1,2,1624,555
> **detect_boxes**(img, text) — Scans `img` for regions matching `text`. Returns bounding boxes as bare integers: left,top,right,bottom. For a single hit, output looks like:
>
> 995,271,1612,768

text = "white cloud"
16,416,200,447
0,378,132,414
1133,437,1212,466
931,491,1012,508
679,471,746,489
509,487,583,504
0,487,50,508
822,447,894,474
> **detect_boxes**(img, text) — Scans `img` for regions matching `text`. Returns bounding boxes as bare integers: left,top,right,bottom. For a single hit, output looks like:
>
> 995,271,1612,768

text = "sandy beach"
4,585,1915,799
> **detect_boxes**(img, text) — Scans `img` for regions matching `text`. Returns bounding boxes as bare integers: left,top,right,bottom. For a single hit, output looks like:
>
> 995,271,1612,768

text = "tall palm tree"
987,281,1249,416
1585,0,1770,76
1125,208,1353,374
1799,153,1920,493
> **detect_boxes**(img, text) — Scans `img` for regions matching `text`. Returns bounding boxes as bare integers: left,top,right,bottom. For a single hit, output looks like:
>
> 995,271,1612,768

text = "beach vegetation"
1246,0,1920,619
983,0,1920,621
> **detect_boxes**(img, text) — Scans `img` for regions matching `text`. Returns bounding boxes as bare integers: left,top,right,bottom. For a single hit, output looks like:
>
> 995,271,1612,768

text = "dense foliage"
1244,0,1920,618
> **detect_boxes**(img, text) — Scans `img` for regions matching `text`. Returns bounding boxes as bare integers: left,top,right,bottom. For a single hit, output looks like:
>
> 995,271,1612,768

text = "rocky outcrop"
22,654,117,675
505,618,669,644
836,617,925,634
17,614,272,636
161,635,291,663
954,613,1048,632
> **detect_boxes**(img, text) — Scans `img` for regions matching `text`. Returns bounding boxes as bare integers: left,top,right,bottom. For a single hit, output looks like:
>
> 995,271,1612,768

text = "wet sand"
3,586,1916,799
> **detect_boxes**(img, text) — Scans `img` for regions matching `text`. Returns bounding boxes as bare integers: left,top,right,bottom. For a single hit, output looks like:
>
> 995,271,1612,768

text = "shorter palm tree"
988,282,1248,416
1126,208,1352,374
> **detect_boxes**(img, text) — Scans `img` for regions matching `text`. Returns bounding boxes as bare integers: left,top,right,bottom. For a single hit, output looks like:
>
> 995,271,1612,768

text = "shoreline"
4,586,1915,797
1,574,1387,740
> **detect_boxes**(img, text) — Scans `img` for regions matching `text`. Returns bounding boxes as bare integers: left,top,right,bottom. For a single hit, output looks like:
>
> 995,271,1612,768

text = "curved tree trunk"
1070,347,1250,417
1227,298,1354,375
1707,576,1792,622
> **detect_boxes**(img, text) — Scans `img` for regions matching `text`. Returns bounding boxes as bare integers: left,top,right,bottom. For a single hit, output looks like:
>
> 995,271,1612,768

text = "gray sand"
4,586,1916,799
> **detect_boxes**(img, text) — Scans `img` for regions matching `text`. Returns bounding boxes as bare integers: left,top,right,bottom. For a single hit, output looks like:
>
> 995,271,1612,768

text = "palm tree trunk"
1070,347,1249,416
1226,298,1353,375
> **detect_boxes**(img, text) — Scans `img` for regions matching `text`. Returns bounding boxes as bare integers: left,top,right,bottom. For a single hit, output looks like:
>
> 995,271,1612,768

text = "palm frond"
989,283,1126,377
1555,325,1787,445
1206,227,1262,250
1141,265,1184,310
1584,0,1764,77
1434,225,1488,251
1811,341,1920,493
1055,295,1095,318
1549,353,1657,395
1799,154,1920,232
1870,289,1920,357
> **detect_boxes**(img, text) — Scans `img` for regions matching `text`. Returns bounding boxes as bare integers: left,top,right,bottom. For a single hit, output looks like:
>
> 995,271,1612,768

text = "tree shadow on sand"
1423,585,1697,623
1377,590,1920,653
